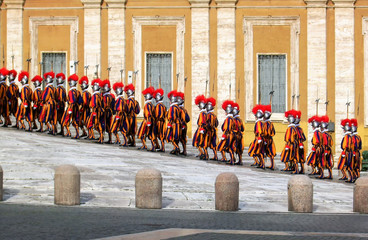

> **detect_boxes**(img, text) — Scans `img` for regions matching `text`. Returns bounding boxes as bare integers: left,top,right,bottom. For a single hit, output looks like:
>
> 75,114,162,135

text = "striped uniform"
165,103,181,148
217,115,235,156
56,85,67,125
321,130,334,168
205,111,219,151
179,105,190,145
61,87,81,129
137,100,154,140
39,84,57,125
295,124,306,163
280,124,297,163
306,129,323,167
7,82,19,118
16,84,33,123
351,133,362,178
79,90,91,130
110,95,128,144
248,120,264,157
0,81,9,123
154,101,167,144
192,110,207,148
32,87,43,124
263,120,276,157
125,97,140,141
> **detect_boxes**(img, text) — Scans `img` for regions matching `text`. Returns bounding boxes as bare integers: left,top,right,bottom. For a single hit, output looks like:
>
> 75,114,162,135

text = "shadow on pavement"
3,188,20,201
80,192,96,204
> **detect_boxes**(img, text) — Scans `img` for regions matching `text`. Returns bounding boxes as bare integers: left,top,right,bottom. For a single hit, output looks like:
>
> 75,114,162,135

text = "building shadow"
2,188,20,201
80,192,96,204
162,196,175,208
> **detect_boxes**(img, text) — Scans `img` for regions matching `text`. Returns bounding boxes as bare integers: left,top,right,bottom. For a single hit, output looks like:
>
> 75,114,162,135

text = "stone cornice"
215,0,238,7
81,0,102,9
188,0,210,7
303,0,328,7
105,0,126,8
332,0,356,7
3,0,24,9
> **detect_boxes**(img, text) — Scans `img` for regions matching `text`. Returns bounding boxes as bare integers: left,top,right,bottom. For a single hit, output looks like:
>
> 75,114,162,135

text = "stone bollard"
288,175,313,213
135,168,162,209
215,172,239,211
54,165,80,206
0,165,3,201
353,177,368,213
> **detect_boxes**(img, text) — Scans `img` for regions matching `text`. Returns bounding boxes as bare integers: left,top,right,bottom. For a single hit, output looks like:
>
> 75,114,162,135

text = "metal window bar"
42,52,66,90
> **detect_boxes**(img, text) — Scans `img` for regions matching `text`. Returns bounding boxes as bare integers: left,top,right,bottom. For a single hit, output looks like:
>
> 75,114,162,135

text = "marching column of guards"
0,67,362,182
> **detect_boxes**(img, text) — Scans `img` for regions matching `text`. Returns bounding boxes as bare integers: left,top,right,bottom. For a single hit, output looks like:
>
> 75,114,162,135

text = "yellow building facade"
1,0,367,156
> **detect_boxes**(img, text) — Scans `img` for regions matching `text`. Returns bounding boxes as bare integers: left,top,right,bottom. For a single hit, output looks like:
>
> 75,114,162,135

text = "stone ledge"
81,0,102,8
105,0,126,8
332,0,356,7
304,0,328,7
215,0,237,7
189,0,210,7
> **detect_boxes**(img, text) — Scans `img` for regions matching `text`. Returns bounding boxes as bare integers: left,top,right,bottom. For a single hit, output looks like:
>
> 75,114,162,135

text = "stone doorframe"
29,16,79,78
362,17,368,126
243,16,300,121
132,16,185,108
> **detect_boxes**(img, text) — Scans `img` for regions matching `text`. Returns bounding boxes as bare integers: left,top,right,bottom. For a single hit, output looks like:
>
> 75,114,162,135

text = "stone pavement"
0,126,361,213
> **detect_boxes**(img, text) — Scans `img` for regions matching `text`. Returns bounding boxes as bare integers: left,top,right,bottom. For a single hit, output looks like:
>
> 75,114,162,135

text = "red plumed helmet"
351,118,358,127
113,82,124,91
195,94,206,105
102,79,111,88
177,92,184,100
341,118,351,127
91,78,102,86
285,109,296,118
307,116,315,123
0,68,9,76
252,104,264,115
78,76,89,85
8,70,17,77
168,90,178,99
68,74,78,82
264,105,272,113
206,97,216,107
142,86,155,96
154,88,164,98
295,110,302,119
18,71,29,82
320,115,329,123
56,73,66,80
31,75,43,83
124,83,135,92
222,100,234,111
232,102,239,110
44,71,55,79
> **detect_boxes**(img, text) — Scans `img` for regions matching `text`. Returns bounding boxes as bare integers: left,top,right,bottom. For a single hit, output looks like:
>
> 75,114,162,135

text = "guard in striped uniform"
61,74,81,139
306,116,323,178
248,105,265,168
124,84,140,147
31,75,43,131
204,97,218,160
165,90,181,155
263,105,276,170
231,102,244,165
337,119,353,182
321,115,333,179
55,73,67,135
0,68,9,126
217,100,235,164
111,82,127,145
280,110,297,172
137,86,155,151
87,79,104,143
153,88,166,152
177,92,190,156
351,119,361,181
16,71,33,131
192,94,207,159
294,111,306,174
39,72,57,135
102,79,115,144
6,70,19,127
78,76,91,138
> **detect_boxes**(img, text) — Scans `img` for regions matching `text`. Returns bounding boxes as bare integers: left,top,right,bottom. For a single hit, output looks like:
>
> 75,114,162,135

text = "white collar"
128,96,135,99
295,124,300,127
0,80,4,84
234,114,239,118
255,118,262,123
57,84,64,87
82,89,89,93
35,86,41,90
145,99,152,104
352,132,358,135
70,87,77,90
179,104,184,108
313,128,320,132
207,110,214,113
264,119,271,122
156,100,163,104
226,114,233,118
92,91,100,96
288,123,295,127
170,102,178,107
200,109,206,113
46,83,53,88
344,131,351,135
10,81,16,84
116,95,124,100
103,92,111,96
21,84,29,89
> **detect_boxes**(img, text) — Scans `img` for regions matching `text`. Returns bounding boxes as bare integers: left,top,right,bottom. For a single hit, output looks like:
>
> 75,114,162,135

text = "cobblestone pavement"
0,204,367,240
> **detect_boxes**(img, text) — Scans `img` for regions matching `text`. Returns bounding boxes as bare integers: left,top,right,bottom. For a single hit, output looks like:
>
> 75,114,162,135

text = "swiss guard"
55,73,67,135
78,76,91,138
280,110,297,172
7,69,19,127
337,119,354,182
177,92,190,156
321,115,333,179
294,110,306,174
39,71,57,135
124,83,140,146
31,75,43,130
111,82,127,145
192,94,207,159
61,74,81,139
16,71,33,131
0,68,9,126
217,100,235,164
204,97,218,160
153,88,166,152
137,86,155,151
351,119,361,181
232,102,244,165
263,105,276,170
102,79,115,144
248,104,265,168
306,116,323,178
165,90,181,155
87,79,104,143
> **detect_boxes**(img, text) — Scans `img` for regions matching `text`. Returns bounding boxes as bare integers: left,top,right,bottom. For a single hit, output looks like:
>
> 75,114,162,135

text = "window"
146,53,172,107
41,52,67,89
258,54,286,113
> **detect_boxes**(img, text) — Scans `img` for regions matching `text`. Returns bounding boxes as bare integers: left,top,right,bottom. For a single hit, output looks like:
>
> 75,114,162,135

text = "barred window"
41,52,67,89
258,54,287,113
